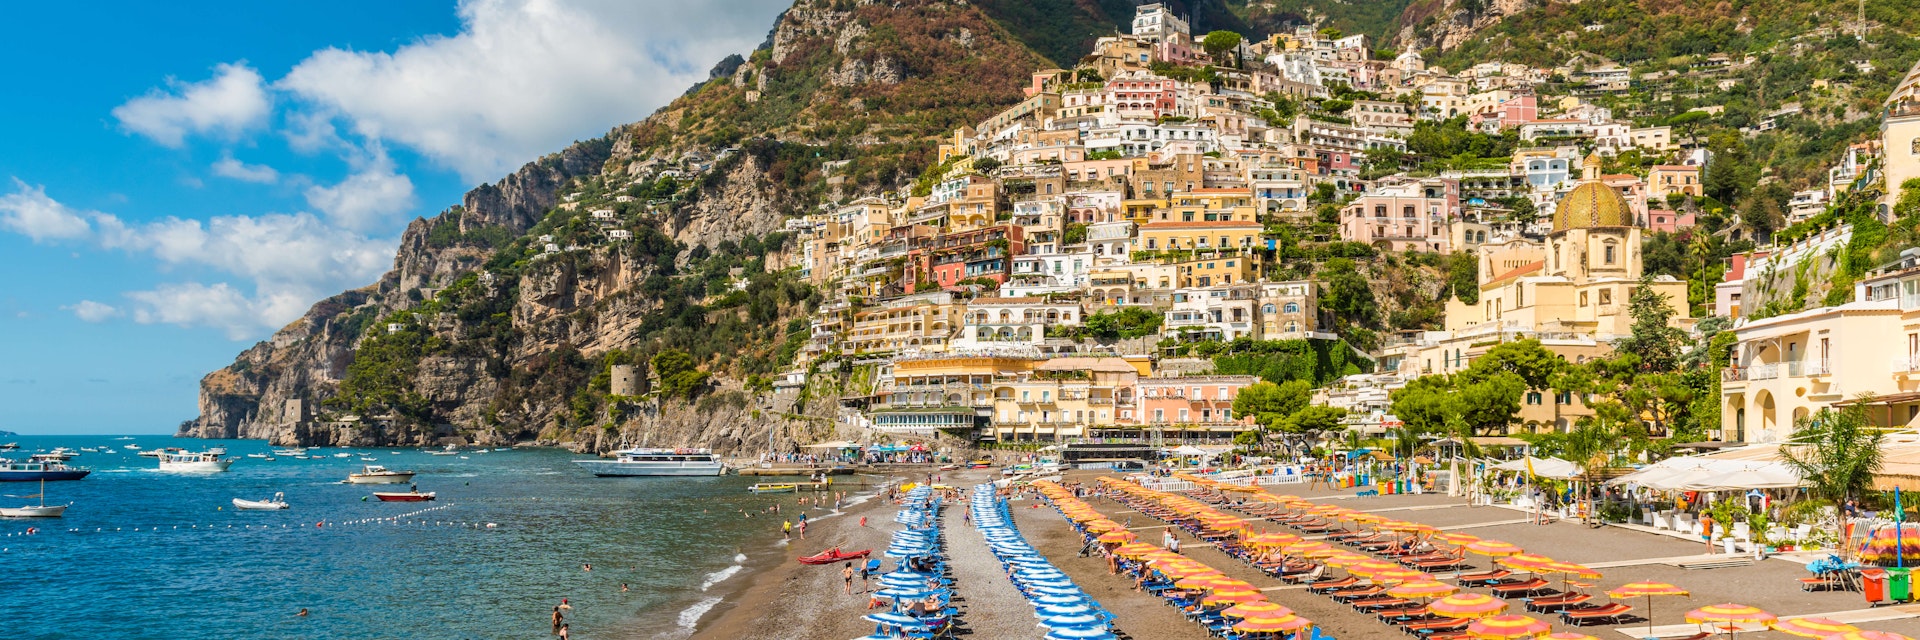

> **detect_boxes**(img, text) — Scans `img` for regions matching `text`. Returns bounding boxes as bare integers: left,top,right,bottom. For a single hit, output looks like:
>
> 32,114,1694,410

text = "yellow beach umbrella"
1606,581,1690,637
1233,613,1313,634
1202,588,1268,606
1467,615,1552,639
1430,593,1509,619
1222,601,1293,619
1464,540,1522,557
1767,617,1860,638
1097,530,1137,544
1387,580,1459,600
1685,603,1776,639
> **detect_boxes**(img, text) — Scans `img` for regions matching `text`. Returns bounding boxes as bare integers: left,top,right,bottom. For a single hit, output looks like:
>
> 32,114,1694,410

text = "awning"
1488,456,1583,479
1608,450,1805,491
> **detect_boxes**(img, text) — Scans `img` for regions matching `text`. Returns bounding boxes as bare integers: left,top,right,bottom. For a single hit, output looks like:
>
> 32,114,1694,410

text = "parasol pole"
1899,487,1906,569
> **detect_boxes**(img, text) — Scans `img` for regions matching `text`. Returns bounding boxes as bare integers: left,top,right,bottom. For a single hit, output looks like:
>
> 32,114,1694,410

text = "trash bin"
1890,567,1911,602
1862,568,1889,604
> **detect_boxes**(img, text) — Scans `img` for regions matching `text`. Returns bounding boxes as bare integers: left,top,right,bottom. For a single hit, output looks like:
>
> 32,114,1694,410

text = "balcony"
1894,355,1920,374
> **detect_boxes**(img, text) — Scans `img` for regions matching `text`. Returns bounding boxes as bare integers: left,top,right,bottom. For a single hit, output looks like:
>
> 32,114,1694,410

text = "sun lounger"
1352,597,1412,611
1524,592,1591,613
1328,585,1387,602
1399,617,1468,634
1308,576,1358,593
1560,602,1633,626
1489,577,1554,598
1453,569,1510,586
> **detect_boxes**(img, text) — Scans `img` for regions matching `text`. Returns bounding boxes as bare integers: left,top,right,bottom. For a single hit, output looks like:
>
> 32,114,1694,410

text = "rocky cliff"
181,0,1043,451
1395,0,1541,52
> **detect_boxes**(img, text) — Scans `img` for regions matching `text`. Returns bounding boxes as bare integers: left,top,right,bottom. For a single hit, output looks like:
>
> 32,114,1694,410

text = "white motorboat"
346,465,415,484
246,453,269,459
0,479,68,518
332,453,352,458
232,492,289,510
359,456,377,462
271,448,307,457
0,443,16,451
575,448,724,477
122,444,141,450
207,447,227,456
139,447,184,459
157,451,235,473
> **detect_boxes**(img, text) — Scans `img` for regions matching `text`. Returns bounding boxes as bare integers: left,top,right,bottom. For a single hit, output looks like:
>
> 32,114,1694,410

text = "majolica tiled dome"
1552,181,1633,233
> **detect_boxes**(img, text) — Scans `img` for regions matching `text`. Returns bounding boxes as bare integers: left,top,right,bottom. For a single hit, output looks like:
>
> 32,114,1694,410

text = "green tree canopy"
1201,31,1244,64
1614,275,1687,373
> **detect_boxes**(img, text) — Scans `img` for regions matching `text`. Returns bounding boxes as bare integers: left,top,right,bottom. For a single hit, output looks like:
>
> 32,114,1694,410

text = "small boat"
389,451,401,455
207,447,227,456
271,448,307,457
263,457,277,461
576,448,725,477
0,443,16,451
0,479,68,518
346,465,415,484
797,547,871,565
157,451,235,473
749,483,798,494
372,490,435,502
0,458,91,481
139,447,185,459
332,453,352,458
427,450,458,456
359,456,377,462
123,444,142,450
246,453,269,459
232,492,289,510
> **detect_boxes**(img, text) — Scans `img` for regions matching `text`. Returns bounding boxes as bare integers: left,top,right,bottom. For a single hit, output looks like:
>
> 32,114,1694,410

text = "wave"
700,564,743,590
677,596,722,630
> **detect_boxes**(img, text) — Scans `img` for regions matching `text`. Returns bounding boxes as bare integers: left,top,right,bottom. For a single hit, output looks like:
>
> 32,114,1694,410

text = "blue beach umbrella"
1040,613,1105,629
1036,603,1094,617
1033,594,1091,606
1044,626,1116,640
864,612,925,628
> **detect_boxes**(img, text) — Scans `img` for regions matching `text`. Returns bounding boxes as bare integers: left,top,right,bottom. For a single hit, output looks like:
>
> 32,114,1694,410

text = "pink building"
1106,76,1178,119
1338,180,1457,253
1647,209,1697,234
1134,376,1259,435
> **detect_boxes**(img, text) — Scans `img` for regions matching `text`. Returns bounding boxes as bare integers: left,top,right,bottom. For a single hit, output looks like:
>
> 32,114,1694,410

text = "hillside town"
697,3,1920,451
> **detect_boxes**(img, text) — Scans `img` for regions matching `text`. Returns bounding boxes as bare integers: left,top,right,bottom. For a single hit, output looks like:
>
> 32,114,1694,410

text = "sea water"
0,436,792,639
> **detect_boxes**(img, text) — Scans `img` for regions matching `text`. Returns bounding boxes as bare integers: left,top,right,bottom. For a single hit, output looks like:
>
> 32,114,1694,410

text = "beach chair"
1489,577,1554,598
1560,602,1633,626
1307,576,1358,593
1329,585,1386,602
1523,592,1591,613
1454,569,1509,586
1352,596,1411,611
1400,617,1468,635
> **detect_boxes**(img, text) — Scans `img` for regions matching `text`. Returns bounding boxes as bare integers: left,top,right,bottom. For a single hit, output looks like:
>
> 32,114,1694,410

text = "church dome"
1552,181,1633,233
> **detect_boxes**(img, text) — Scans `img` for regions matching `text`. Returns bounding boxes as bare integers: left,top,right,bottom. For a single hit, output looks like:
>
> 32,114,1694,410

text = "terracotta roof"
1488,261,1545,283
1035,357,1138,374
1141,220,1261,229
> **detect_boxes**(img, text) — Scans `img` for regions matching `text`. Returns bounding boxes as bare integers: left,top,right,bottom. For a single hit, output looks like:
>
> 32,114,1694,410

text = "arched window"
1603,240,1618,265
1262,304,1276,314
1284,302,1300,314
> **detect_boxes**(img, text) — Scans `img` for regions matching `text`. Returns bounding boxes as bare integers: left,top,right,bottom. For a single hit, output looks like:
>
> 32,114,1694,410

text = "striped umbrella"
1113,542,1159,558
1430,593,1509,619
1371,568,1432,585
1496,554,1557,572
1435,532,1481,546
1323,552,1373,567
1202,588,1268,606
1233,613,1313,634
1467,614,1553,639
1825,632,1919,640
1606,581,1690,637
1174,574,1233,590
1082,519,1122,533
1766,617,1859,638
1535,561,1601,593
1096,530,1137,544
1246,532,1303,549
1685,603,1776,639
1291,542,1340,559
1387,580,1459,600
1543,634,1601,640
1859,523,1920,565
1222,601,1293,619
1347,561,1402,577
1464,540,1523,557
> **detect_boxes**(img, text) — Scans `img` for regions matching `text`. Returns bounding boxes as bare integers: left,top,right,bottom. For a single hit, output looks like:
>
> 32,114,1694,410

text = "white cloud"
211,154,280,184
283,109,344,153
303,144,416,230
0,180,396,339
64,300,120,322
277,0,790,181
0,178,95,242
112,62,271,148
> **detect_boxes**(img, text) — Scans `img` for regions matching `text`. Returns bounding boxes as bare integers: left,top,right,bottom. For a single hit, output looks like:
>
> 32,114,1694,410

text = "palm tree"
1778,401,1885,558
1563,415,1621,524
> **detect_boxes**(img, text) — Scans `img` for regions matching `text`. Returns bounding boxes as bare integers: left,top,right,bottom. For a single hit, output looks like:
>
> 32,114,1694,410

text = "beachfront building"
873,351,1041,437
1719,300,1903,443
843,292,967,355
1884,59,1920,214
954,297,1082,348
987,357,1141,442
1132,376,1260,441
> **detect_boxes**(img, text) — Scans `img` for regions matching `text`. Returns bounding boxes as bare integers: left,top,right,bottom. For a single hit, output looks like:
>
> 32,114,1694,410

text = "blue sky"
0,0,789,434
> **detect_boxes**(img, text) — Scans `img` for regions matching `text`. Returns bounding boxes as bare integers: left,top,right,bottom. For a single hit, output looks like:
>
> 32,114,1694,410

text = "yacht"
346,465,415,484
575,448,724,477
157,451,235,473
0,479,67,517
0,458,90,481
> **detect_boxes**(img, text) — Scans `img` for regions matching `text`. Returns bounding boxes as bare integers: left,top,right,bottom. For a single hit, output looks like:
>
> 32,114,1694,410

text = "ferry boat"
346,465,415,484
0,458,91,481
575,448,724,477
156,451,235,473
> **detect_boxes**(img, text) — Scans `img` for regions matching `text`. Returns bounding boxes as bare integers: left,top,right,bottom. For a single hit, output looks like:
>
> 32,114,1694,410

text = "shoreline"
676,472,910,640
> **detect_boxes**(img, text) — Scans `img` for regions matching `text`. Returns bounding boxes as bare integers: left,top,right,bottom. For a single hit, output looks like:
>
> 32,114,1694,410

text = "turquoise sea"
0,435,803,640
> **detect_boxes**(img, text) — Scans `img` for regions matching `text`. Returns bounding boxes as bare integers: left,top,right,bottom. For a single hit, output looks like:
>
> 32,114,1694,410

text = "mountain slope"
182,0,1053,449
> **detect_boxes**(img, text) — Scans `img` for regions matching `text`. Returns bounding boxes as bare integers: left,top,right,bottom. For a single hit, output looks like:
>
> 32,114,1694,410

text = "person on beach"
843,562,856,594
552,606,564,632
797,519,808,540
857,560,872,592
558,623,569,639
621,583,629,592
782,520,792,540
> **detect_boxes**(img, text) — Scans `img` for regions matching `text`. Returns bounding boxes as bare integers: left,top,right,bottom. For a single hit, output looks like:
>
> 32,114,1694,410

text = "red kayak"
373,491,436,502
798,547,870,565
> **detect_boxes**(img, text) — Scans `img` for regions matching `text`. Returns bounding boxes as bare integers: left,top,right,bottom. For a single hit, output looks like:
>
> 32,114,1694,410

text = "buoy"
316,522,324,528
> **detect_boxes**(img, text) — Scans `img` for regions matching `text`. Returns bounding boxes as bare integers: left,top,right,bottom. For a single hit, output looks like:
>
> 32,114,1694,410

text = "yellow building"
1885,59,1920,212
988,357,1139,442
844,293,967,355
1444,163,1690,339
1138,220,1263,253
1171,255,1258,287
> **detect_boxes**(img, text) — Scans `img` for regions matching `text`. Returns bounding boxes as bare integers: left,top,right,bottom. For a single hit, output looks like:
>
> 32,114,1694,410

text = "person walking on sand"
843,562,856,594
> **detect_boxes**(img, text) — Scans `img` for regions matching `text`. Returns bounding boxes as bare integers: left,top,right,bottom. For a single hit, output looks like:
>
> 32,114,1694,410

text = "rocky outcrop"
461,139,613,233
1396,0,1540,52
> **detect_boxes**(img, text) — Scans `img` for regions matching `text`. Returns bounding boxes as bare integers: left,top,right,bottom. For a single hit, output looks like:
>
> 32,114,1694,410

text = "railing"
1803,358,1832,376
1894,355,1920,373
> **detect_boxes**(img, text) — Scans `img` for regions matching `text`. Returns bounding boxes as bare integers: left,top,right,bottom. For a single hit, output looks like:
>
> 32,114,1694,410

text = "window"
1153,409,1164,422
1178,409,1190,421
1021,391,1030,401
1284,302,1300,314
1599,288,1613,305
1579,291,1588,307
1603,241,1617,265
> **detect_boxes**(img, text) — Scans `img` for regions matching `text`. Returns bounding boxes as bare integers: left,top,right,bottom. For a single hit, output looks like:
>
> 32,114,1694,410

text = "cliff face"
1395,0,1540,52
183,0,1040,451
